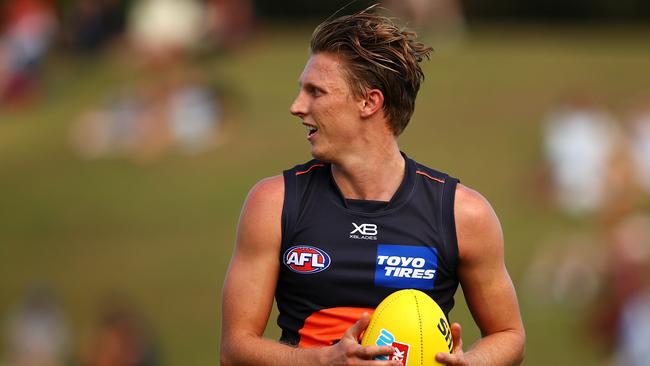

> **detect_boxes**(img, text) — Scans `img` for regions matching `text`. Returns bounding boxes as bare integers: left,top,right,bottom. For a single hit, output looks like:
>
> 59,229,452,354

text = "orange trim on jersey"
416,170,445,183
295,163,326,176
298,307,374,348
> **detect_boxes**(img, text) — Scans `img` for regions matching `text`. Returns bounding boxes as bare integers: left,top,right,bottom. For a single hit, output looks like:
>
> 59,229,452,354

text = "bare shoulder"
453,183,504,261
246,175,284,205
454,184,498,223
236,175,285,252
240,175,285,220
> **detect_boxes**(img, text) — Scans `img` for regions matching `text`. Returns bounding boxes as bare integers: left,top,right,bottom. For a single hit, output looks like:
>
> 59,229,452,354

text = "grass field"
1,23,649,365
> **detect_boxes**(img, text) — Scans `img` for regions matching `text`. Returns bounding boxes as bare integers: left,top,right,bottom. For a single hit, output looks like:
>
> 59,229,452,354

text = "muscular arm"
220,176,397,366
221,176,317,365
438,184,525,365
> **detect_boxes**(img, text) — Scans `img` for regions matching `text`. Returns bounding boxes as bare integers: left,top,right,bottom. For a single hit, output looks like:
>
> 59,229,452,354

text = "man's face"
290,53,364,162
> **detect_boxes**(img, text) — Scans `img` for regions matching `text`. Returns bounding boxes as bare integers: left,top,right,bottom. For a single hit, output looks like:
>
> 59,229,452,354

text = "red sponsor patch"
390,341,410,365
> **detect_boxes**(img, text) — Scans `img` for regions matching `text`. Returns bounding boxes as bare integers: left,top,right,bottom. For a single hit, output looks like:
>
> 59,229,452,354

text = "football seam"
413,293,424,366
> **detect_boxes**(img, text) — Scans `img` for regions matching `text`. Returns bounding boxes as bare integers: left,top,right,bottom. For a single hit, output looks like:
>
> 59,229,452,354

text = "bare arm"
220,176,397,366
437,184,525,365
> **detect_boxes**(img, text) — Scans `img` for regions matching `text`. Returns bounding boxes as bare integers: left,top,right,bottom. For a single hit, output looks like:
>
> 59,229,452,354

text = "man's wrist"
291,345,327,366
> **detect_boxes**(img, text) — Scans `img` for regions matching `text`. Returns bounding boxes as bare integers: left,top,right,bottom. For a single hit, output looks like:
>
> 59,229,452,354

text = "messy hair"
310,6,432,135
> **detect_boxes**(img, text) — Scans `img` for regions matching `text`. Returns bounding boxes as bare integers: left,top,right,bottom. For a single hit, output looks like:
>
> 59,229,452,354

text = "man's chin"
309,148,332,162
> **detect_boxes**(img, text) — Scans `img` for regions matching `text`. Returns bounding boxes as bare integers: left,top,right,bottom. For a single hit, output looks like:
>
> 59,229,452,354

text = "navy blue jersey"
276,154,460,347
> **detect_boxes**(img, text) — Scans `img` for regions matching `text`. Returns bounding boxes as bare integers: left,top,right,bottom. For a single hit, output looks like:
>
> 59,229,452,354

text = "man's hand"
321,312,401,366
435,323,467,366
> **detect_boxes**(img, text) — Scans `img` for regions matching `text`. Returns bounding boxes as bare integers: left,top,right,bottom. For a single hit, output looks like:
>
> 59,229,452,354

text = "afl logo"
283,245,331,274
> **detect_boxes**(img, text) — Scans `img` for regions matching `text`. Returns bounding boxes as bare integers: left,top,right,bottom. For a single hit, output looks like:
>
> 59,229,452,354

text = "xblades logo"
351,223,377,235
350,223,378,240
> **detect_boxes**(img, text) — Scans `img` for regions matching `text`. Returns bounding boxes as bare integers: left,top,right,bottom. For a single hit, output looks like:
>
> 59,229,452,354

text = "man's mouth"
304,123,318,137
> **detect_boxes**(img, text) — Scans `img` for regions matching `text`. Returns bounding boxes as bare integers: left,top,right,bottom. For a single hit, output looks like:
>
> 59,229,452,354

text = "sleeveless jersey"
276,154,460,347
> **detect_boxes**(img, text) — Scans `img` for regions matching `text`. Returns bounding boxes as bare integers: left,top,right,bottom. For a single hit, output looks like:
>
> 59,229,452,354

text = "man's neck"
330,145,405,202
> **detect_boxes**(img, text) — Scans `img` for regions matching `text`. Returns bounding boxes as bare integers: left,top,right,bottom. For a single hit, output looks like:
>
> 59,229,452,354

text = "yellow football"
361,289,453,366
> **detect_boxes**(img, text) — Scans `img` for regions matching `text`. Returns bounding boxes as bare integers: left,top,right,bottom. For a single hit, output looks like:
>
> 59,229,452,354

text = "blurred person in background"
205,0,254,50
0,0,57,107
523,232,605,308
527,92,645,307
80,297,159,366
541,95,624,217
69,0,228,162
590,214,650,366
167,70,223,155
529,92,650,364
2,285,69,366
627,99,650,199
69,68,222,162
128,0,205,65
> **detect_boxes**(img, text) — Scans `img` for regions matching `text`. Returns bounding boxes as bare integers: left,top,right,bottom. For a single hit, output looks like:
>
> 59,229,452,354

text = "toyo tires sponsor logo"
283,245,331,274
375,244,438,290
377,255,436,279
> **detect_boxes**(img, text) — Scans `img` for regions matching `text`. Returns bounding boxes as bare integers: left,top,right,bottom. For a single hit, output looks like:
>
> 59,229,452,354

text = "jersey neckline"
324,152,417,217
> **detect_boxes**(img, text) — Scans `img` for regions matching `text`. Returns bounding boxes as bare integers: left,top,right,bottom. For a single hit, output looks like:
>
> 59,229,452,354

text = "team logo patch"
375,244,438,290
283,245,331,274
374,329,410,365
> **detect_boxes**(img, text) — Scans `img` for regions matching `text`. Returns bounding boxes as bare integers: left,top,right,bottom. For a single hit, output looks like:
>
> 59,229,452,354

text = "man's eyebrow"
300,81,323,90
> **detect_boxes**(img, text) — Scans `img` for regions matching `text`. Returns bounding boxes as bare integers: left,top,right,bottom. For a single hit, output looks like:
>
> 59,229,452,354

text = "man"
221,7,525,366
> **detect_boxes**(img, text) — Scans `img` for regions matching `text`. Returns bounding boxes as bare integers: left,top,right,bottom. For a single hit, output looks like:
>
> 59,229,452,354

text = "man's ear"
359,89,384,118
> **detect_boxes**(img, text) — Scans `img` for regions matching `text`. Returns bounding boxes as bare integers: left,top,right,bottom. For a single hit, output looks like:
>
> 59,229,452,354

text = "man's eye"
308,87,323,96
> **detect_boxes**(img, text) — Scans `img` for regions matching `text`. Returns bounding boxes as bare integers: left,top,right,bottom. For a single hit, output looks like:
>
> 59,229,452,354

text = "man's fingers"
338,313,403,365
345,312,371,340
435,323,465,365
436,352,463,365
450,322,463,353
366,361,401,366
350,345,395,359
341,343,399,365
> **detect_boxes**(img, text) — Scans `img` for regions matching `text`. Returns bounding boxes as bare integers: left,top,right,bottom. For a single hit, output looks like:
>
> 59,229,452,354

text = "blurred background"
1,0,649,365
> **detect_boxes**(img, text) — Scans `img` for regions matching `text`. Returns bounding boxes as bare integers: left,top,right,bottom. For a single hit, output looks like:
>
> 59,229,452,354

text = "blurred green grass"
2,24,650,365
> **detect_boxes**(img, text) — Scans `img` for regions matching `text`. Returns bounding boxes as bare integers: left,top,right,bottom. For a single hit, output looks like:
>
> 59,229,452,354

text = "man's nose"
290,92,306,118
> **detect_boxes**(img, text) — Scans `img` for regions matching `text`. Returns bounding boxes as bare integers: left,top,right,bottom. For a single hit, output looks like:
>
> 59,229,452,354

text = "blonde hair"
310,7,432,135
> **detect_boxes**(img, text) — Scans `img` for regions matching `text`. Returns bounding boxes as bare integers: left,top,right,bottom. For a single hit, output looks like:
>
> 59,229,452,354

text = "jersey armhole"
441,177,460,271
281,169,297,247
